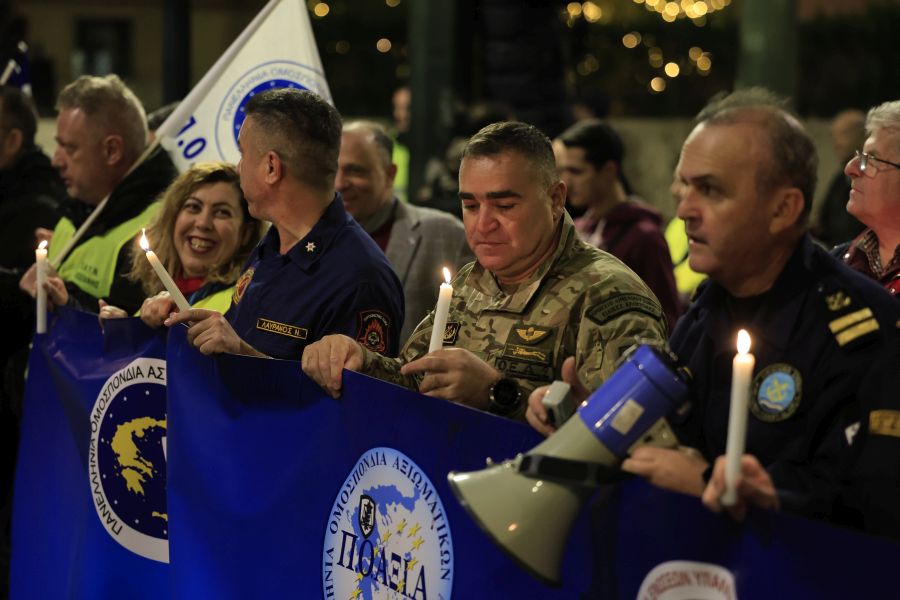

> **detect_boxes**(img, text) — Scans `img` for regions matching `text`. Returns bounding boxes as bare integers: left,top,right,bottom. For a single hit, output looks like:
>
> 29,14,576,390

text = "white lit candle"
722,329,755,506
139,229,191,312
35,240,48,334
428,267,453,353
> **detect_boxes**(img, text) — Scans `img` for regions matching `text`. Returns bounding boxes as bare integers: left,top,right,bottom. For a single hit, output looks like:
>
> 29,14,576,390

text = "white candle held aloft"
35,240,48,333
139,229,191,312
722,329,755,506
428,267,453,353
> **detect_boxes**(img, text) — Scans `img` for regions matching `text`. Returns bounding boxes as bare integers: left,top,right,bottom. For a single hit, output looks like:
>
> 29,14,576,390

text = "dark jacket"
0,146,64,271
576,198,682,331
671,234,900,529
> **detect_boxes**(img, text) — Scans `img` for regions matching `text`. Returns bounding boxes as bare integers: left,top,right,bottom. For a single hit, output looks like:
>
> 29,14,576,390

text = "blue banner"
11,308,171,599
13,309,900,598
164,323,590,598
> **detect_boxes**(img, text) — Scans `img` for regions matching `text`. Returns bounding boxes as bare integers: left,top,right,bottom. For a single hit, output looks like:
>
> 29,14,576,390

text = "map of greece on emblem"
323,447,454,600
215,60,330,160
88,357,169,563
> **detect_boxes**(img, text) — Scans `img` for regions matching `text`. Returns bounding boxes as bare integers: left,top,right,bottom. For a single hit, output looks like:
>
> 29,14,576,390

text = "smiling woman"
102,162,263,320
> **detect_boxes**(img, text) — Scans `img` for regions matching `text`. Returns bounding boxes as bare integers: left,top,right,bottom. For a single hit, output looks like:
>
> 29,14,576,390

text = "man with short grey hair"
837,100,900,297
337,120,473,341
19,74,177,314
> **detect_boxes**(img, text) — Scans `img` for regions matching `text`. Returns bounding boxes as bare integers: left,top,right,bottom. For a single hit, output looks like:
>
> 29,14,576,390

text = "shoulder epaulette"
820,282,881,349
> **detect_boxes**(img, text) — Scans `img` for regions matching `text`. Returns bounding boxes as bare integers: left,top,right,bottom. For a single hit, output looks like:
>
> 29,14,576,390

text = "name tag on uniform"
256,318,308,340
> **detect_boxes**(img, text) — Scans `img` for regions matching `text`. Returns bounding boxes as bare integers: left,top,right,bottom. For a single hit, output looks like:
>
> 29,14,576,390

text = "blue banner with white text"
11,308,171,599
12,308,900,598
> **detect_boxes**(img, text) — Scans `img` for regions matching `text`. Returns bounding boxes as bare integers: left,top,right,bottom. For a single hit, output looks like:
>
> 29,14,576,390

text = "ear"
549,180,566,220
3,127,23,156
264,150,283,184
768,187,805,234
102,134,125,166
385,162,398,187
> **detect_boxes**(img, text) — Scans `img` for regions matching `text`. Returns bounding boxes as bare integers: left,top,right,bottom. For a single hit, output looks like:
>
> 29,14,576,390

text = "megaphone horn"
448,345,690,586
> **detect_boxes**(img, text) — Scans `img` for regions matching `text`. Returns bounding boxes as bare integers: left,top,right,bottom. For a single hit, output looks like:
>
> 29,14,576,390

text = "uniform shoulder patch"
587,293,662,326
232,267,254,305
357,310,390,354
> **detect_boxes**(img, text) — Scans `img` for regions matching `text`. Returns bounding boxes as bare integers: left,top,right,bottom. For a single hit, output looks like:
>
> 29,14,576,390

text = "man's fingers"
329,342,347,396
525,406,556,437
561,356,590,401
165,308,214,326
418,371,446,394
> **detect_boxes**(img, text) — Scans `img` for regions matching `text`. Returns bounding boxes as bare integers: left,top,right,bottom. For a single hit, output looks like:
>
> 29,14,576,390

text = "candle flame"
139,228,150,252
737,329,751,355
442,267,451,284
37,240,48,250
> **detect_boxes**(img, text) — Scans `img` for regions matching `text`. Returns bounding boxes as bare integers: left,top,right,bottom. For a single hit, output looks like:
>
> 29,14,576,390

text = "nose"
844,153,862,178
674,187,697,223
51,146,64,170
334,169,349,192
475,205,498,234
195,206,214,230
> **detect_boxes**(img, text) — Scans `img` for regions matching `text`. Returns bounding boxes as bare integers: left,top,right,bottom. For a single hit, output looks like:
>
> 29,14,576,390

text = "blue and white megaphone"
447,345,690,586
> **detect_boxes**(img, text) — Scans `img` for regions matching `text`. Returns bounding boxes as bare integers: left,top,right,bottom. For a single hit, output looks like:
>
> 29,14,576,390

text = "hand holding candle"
139,228,191,312
722,329,755,506
428,267,453,353
35,240,48,333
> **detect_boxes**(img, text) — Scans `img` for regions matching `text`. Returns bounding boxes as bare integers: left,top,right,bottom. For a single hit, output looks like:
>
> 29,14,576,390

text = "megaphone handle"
517,453,632,488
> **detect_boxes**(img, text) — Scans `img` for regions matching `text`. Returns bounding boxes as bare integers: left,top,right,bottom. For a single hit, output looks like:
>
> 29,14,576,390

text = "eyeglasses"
855,149,900,177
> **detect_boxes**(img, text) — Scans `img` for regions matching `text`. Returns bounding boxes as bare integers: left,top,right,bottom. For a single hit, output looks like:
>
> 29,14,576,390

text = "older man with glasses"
837,100,900,297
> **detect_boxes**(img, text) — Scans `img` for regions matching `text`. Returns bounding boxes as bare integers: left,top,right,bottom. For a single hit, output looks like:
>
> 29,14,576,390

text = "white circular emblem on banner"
322,447,454,599
637,560,737,600
88,358,169,563
214,59,331,160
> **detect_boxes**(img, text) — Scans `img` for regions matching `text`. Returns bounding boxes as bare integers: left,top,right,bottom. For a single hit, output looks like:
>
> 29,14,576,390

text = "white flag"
155,0,331,172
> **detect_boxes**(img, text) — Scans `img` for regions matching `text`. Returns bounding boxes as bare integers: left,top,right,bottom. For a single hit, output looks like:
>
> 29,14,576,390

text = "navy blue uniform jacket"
226,196,404,361
670,234,900,525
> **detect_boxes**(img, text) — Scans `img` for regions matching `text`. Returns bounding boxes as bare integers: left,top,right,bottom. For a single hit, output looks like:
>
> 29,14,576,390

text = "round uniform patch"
750,363,802,423
89,358,169,563
232,267,254,306
322,447,454,599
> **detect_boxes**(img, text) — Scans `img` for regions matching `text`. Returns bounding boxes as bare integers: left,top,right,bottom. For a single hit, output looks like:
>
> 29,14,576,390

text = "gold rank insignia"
825,291,852,311
514,325,551,344
828,307,880,347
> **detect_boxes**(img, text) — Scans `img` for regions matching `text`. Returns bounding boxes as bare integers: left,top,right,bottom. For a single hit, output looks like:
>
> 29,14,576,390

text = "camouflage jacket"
360,213,669,420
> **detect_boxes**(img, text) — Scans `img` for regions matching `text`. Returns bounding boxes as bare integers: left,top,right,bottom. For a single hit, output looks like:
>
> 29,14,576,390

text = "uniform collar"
464,212,576,314
258,194,351,271
694,233,816,352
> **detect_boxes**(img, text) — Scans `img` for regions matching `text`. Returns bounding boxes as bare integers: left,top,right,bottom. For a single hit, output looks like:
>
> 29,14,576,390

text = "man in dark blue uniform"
165,89,403,361
645,89,900,529
528,89,900,535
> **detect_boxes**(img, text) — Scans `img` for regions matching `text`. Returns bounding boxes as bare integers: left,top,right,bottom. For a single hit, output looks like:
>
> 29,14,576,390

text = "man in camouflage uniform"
302,121,667,421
